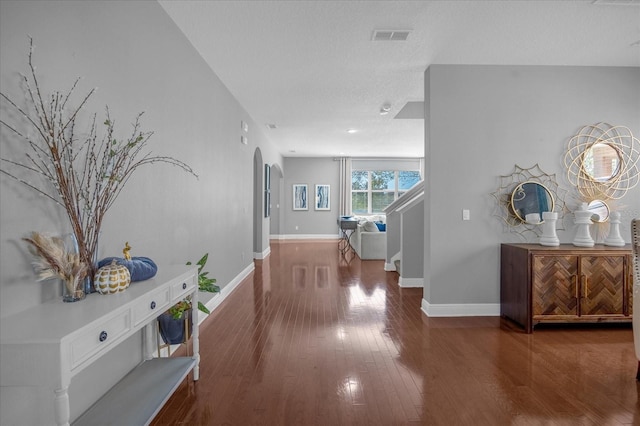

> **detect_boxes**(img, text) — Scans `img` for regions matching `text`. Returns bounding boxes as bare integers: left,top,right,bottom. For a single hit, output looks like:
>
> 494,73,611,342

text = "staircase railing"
382,181,425,286
383,180,424,215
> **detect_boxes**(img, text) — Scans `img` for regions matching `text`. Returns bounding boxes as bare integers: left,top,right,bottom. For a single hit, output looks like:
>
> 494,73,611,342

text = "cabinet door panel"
580,255,625,316
532,255,578,316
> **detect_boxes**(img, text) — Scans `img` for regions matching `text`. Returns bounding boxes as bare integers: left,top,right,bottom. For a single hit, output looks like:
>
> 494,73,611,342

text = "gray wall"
0,0,282,318
0,0,283,418
401,201,424,280
269,164,284,237
424,65,640,310
282,157,340,236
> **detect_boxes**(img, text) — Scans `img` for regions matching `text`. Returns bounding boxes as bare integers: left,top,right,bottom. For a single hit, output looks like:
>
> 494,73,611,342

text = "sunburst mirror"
491,164,567,240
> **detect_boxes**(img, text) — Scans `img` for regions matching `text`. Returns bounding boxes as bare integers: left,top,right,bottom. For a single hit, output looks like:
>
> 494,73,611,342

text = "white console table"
0,265,199,426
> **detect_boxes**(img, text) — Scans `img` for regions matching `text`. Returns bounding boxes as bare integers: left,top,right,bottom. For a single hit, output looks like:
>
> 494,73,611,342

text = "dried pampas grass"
23,232,88,295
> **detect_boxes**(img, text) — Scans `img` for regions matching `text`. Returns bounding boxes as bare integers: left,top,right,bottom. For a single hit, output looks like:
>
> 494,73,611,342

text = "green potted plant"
157,253,219,344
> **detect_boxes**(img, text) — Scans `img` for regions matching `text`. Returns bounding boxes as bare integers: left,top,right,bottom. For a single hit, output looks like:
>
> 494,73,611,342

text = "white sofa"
349,217,386,260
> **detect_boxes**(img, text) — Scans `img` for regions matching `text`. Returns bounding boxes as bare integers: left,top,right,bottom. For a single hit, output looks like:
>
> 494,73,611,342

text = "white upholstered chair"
632,218,640,380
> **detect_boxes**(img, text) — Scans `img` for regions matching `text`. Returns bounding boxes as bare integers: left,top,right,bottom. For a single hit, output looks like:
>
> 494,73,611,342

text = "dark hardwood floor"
152,240,639,425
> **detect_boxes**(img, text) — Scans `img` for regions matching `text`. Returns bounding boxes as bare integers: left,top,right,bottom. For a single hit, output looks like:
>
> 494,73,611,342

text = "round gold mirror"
510,181,555,223
582,143,621,182
586,199,610,222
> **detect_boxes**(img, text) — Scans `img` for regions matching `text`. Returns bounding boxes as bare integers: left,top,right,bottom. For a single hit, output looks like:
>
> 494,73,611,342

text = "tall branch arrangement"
1,38,197,281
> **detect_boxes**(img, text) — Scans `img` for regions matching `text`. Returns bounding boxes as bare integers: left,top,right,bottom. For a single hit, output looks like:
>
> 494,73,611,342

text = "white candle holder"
604,211,625,246
573,203,594,247
539,211,560,246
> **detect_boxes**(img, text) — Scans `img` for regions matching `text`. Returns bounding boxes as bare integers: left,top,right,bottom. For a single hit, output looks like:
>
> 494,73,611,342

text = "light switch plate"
462,209,470,220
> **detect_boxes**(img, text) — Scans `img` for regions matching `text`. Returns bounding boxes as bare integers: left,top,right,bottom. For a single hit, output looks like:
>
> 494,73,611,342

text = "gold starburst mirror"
491,164,567,239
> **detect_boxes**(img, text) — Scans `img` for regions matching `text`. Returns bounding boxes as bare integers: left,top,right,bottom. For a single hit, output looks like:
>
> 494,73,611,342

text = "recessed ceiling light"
347,129,357,134
380,103,391,115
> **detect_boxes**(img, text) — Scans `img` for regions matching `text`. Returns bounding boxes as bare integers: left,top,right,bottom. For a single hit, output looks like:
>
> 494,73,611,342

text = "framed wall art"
293,184,308,210
315,184,330,211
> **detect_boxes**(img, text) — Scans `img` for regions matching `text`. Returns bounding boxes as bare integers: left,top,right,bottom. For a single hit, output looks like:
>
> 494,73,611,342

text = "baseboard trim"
160,262,255,356
398,277,423,288
279,234,340,240
201,262,254,320
384,262,396,271
421,298,500,317
254,246,271,260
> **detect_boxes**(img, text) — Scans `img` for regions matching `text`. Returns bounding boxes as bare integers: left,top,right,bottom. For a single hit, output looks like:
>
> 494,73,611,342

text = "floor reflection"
153,240,638,426
262,241,425,419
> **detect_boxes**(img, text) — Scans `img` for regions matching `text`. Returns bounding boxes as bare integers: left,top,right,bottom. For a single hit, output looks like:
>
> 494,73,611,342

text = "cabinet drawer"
172,276,196,301
70,310,131,370
132,287,170,327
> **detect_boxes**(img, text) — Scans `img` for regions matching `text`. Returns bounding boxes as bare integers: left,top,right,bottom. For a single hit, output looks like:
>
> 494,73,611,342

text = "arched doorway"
253,148,264,258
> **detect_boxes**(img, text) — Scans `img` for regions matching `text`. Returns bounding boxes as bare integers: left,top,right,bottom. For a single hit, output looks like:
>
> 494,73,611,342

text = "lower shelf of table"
72,357,196,426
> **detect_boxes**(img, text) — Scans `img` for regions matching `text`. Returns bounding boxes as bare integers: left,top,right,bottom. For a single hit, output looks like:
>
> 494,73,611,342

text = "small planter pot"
157,309,193,345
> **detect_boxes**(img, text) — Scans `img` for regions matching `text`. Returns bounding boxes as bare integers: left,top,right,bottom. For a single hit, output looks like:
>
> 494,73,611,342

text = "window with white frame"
351,169,421,214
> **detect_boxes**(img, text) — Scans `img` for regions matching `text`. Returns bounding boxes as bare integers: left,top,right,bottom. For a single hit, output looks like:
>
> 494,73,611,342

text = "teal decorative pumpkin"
98,256,158,282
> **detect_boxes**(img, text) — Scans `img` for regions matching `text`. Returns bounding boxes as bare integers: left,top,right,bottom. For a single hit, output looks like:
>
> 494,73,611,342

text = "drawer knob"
182,282,187,290
150,301,156,310
99,331,108,342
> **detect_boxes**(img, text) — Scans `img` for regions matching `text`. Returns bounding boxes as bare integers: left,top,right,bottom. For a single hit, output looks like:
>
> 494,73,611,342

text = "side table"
338,218,357,254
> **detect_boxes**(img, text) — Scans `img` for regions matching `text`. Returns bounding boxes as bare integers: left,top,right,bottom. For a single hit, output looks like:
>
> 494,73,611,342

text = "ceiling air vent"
372,29,411,41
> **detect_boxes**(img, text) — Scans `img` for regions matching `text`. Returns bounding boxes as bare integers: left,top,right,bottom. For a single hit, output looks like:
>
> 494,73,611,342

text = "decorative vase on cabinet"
573,203,595,247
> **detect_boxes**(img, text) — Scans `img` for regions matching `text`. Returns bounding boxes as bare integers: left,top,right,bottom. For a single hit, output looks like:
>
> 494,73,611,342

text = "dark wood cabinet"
501,243,632,333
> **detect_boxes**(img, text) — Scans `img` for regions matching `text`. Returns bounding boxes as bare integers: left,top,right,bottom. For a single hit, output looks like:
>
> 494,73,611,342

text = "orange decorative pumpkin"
94,260,131,294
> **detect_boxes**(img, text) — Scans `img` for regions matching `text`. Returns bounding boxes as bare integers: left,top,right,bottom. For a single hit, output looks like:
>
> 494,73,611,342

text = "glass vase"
64,232,99,295
62,274,86,302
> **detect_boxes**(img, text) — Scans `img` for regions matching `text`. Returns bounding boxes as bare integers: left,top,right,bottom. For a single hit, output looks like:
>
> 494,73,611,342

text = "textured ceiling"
159,0,640,158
